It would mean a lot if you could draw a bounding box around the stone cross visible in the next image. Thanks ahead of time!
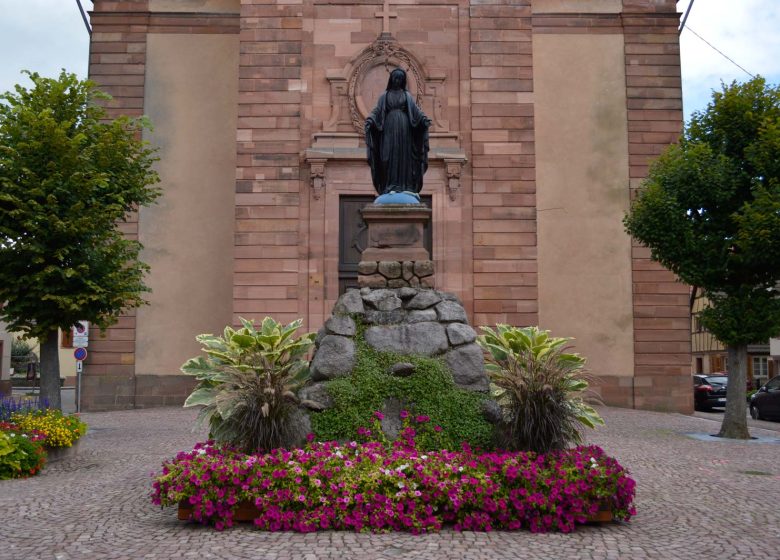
[375,0,397,35]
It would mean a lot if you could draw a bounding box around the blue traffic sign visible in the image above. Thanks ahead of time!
[74,347,88,361]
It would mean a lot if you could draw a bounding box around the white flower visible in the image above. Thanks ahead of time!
[397,464,409,472]
[458,466,464,472]
[420,455,428,460]
[397,482,405,489]
[196,448,206,455]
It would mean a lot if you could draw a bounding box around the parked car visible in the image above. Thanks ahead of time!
[693,374,728,411]
[749,376,780,421]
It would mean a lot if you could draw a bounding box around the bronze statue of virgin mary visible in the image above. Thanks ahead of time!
[365,68,431,199]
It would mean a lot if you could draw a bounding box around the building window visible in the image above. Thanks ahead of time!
[693,315,703,333]
[753,356,769,385]
[61,328,73,348]
[695,357,703,373]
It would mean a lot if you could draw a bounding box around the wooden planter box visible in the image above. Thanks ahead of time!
[587,508,613,523]
[177,500,614,525]
[178,500,259,522]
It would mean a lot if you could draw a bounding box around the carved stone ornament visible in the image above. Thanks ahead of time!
[309,160,326,200]
[445,159,463,201]
[347,34,426,135]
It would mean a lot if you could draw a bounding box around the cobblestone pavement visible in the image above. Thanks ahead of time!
[2,407,779,560]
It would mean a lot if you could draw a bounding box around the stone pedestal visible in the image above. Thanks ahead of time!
[358,204,434,289]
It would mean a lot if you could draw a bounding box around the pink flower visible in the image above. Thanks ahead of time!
[374,411,385,420]
[415,415,430,424]
[434,425,443,432]
[400,410,409,419]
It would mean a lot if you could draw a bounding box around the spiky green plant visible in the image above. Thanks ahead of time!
[182,317,315,452]
[477,325,603,453]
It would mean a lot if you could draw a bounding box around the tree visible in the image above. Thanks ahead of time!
[0,71,159,409]
[624,77,780,439]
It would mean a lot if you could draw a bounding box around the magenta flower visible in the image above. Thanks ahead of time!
[374,411,385,420]
[399,410,409,419]
[415,415,430,424]
[153,436,635,534]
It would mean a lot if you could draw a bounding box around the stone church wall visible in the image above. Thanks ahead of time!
[83,0,690,413]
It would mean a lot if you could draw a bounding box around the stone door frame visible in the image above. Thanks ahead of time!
[303,158,473,331]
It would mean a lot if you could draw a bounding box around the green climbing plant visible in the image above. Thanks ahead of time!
[310,321,494,450]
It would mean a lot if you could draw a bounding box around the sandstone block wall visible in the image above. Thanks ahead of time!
[83,0,690,413]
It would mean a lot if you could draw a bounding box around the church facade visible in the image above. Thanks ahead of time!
[82,0,691,412]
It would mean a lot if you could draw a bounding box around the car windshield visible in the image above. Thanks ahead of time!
[705,376,728,386]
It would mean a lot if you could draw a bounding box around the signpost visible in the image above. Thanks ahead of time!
[73,333,88,413]
[72,321,89,348]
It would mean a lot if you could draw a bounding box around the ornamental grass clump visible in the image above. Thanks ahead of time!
[182,317,315,453]
[477,325,603,454]
[152,413,636,533]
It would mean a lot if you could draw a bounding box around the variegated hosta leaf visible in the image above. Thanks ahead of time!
[183,386,218,408]
[230,333,255,348]
[180,316,315,449]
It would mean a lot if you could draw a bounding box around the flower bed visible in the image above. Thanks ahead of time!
[0,405,88,479]
[153,423,635,533]
[10,408,87,448]
[0,429,47,479]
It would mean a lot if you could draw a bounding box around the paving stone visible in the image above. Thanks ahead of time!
[2,406,779,559]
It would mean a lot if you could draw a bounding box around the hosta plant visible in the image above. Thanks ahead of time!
[477,325,603,453]
[0,430,47,479]
[182,317,315,453]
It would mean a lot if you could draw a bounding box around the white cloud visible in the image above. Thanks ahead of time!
[0,0,90,95]
[0,1,777,123]
[678,0,780,118]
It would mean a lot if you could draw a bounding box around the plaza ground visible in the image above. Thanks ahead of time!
[1,406,779,559]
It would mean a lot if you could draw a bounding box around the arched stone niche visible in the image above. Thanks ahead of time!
[308,33,465,201]
[323,34,450,136]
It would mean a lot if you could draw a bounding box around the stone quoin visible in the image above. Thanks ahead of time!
[80,0,689,413]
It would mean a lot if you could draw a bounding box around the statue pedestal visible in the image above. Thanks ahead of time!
[358,204,434,289]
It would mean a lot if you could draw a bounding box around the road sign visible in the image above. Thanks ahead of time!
[72,321,89,348]
[74,347,88,361]
[76,361,83,373]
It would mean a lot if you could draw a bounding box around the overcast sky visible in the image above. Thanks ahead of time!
[0,0,778,122]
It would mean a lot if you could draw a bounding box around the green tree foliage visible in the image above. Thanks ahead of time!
[624,77,780,438]
[0,71,160,408]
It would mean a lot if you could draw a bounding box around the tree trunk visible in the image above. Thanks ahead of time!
[39,330,62,410]
[718,344,750,439]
